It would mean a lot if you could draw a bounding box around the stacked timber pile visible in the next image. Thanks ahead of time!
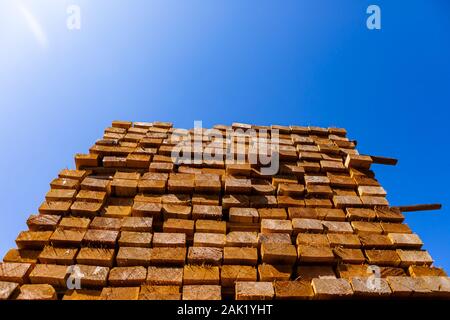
[0,120,448,300]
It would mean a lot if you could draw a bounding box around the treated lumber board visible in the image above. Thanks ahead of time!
[70,201,103,218]
[386,276,431,297]
[408,266,447,277]
[223,247,258,265]
[221,265,257,287]
[195,220,226,234]
[121,217,153,232]
[119,231,152,248]
[139,285,181,300]
[274,280,314,300]
[261,243,297,265]
[100,287,140,300]
[358,233,392,249]
[149,248,187,266]
[365,250,401,266]
[351,221,383,234]
[297,245,335,264]
[82,229,119,247]
[258,263,292,281]
[229,207,259,223]
[387,233,423,249]
[0,262,33,284]
[108,266,147,286]
[261,219,293,234]
[26,214,61,231]
[327,233,361,248]
[2,249,40,264]
[90,217,122,230]
[76,190,107,203]
[392,203,442,212]
[58,169,89,181]
[396,249,433,267]
[76,248,115,268]
[183,265,220,285]
[132,202,162,217]
[138,179,166,194]
[50,177,80,190]
[292,218,323,234]
[192,194,220,206]
[350,277,392,297]
[258,208,287,220]
[332,247,365,264]
[187,247,222,265]
[116,247,152,267]
[38,246,78,265]
[29,264,69,287]
[193,233,226,248]
[296,266,336,280]
[163,219,195,237]
[182,285,221,300]
[63,289,103,300]
[191,205,222,220]
[153,233,186,248]
[75,264,109,287]
[146,267,183,286]
[45,189,77,202]
[311,278,353,299]
[369,155,398,166]
[59,217,91,230]
[103,204,132,218]
[322,221,353,234]
[16,230,52,249]
[226,232,258,247]
[380,222,412,234]
[297,233,329,247]
[335,264,371,280]
[16,284,57,300]
[317,208,347,221]
[235,281,274,300]
[0,281,19,300]
[39,201,72,215]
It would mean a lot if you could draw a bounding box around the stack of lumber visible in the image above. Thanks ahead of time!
[0,120,448,300]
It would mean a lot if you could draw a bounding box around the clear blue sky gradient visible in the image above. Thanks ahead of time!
[0,0,449,270]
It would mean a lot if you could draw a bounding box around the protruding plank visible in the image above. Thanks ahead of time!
[392,204,442,212]
[369,155,398,166]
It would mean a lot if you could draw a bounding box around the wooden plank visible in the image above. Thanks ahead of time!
[183,265,220,285]
[146,267,183,286]
[311,278,353,299]
[16,284,57,300]
[108,267,147,286]
[258,264,291,281]
[369,155,398,166]
[393,203,442,212]
[235,282,274,300]
[182,285,221,300]
[100,287,140,300]
[274,281,314,300]
[0,263,33,284]
[139,285,181,300]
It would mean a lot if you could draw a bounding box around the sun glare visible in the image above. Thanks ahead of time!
[17,2,48,48]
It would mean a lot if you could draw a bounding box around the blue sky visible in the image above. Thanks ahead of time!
[0,0,449,270]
